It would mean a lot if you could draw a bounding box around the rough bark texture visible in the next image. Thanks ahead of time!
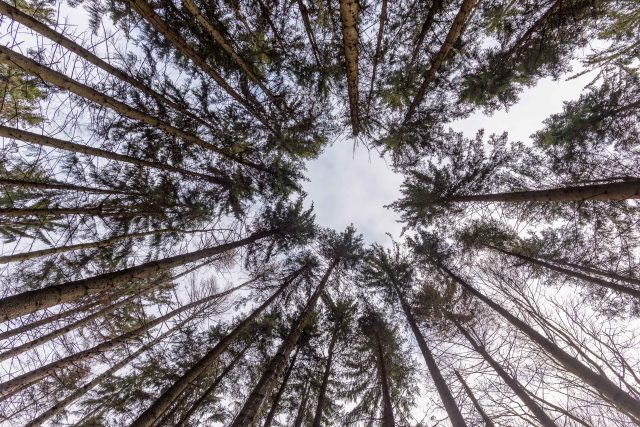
[338,0,360,135]
[448,180,640,203]
[453,370,494,427]
[263,347,300,427]
[454,322,558,427]
[131,266,308,427]
[0,229,275,321]
[311,327,338,427]
[374,330,395,427]
[229,261,337,427]
[404,0,476,124]
[438,263,640,421]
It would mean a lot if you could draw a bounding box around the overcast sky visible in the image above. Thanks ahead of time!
[303,65,599,245]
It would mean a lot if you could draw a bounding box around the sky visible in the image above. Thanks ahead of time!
[303,64,599,245]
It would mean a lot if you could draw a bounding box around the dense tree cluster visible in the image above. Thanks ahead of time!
[1,0,639,425]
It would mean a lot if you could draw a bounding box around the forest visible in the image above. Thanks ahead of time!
[0,0,639,425]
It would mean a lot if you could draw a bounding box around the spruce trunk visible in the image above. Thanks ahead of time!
[311,327,338,427]
[292,380,311,427]
[0,178,125,195]
[374,329,395,427]
[263,347,300,427]
[338,0,360,135]
[453,370,494,427]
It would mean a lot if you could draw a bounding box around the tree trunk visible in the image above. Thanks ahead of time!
[229,260,337,427]
[292,380,311,427]
[311,326,338,427]
[338,0,360,135]
[0,228,276,322]
[503,0,563,58]
[488,245,640,300]
[437,262,640,421]
[0,0,217,131]
[404,0,476,124]
[0,178,126,195]
[537,254,640,288]
[391,282,467,427]
[453,321,558,427]
[131,265,309,427]
[0,282,243,399]
[447,180,640,203]
[296,0,322,67]
[453,370,494,427]
[176,340,253,427]
[366,0,387,112]
[0,125,229,185]
[0,206,142,217]
[408,0,442,68]
[374,329,395,427]
[263,346,300,427]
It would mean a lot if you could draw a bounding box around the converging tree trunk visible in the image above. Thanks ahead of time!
[338,0,360,135]
[453,370,494,427]
[373,328,395,427]
[366,0,387,112]
[0,178,126,195]
[296,0,322,67]
[263,346,301,427]
[311,326,339,427]
[292,380,311,427]
[408,0,442,68]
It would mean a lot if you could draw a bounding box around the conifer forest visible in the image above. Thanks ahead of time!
[1,0,640,424]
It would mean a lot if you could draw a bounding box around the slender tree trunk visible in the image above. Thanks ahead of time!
[229,260,338,427]
[0,228,276,321]
[537,254,640,288]
[0,178,126,195]
[488,245,640,300]
[503,0,563,58]
[453,370,494,427]
[296,0,323,67]
[408,0,442,68]
[0,283,243,399]
[263,347,300,427]
[391,282,467,427]
[447,180,640,203]
[131,265,309,427]
[374,330,395,427]
[176,340,253,427]
[0,206,143,217]
[0,0,217,131]
[338,0,360,135]
[311,326,338,427]
[0,126,229,185]
[453,321,558,427]
[404,0,476,124]
[437,262,640,421]
[292,380,311,427]
[366,0,387,112]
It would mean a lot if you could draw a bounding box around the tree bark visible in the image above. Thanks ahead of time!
[453,321,558,427]
[537,255,640,288]
[408,0,442,68]
[292,380,311,427]
[0,126,229,185]
[373,329,395,427]
[229,260,337,427]
[503,0,563,58]
[488,245,640,300]
[404,0,476,124]
[338,0,360,135]
[391,281,467,427]
[437,262,640,421]
[453,370,494,427]
[366,0,387,112]
[447,180,640,203]
[311,326,338,427]
[0,228,276,322]
[0,177,126,195]
[131,265,309,427]
[263,347,300,427]
[296,0,323,67]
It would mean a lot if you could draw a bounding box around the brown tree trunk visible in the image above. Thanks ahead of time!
[366,0,387,112]
[311,326,338,427]
[292,380,311,427]
[263,347,300,427]
[296,0,323,67]
[131,265,309,427]
[447,180,640,203]
[454,321,557,426]
[488,245,640,300]
[408,0,442,68]
[0,178,125,195]
[437,262,640,421]
[0,228,276,322]
[404,0,476,124]
[453,370,494,427]
[0,126,229,185]
[229,261,337,427]
[391,282,467,427]
[338,0,360,135]
[374,329,395,427]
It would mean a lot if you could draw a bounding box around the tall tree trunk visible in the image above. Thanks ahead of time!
[176,340,253,427]
[453,370,494,427]
[296,0,323,67]
[131,265,309,427]
[0,0,217,131]
[436,262,640,421]
[503,0,563,58]
[453,321,558,427]
[0,206,147,218]
[229,260,338,427]
[0,228,276,321]
[373,329,395,427]
[0,126,229,185]
[365,0,387,112]
[408,0,442,68]
[292,380,311,427]
[487,245,640,300]
[404,0,476,124]
[263,346,300,427]
[0,282,244,399]
[391,282,467,427]
[311,326,338,427]
[447,180,640,203]
[338,0,360,135]
[536,254,640,288]
[0,178,126,195]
